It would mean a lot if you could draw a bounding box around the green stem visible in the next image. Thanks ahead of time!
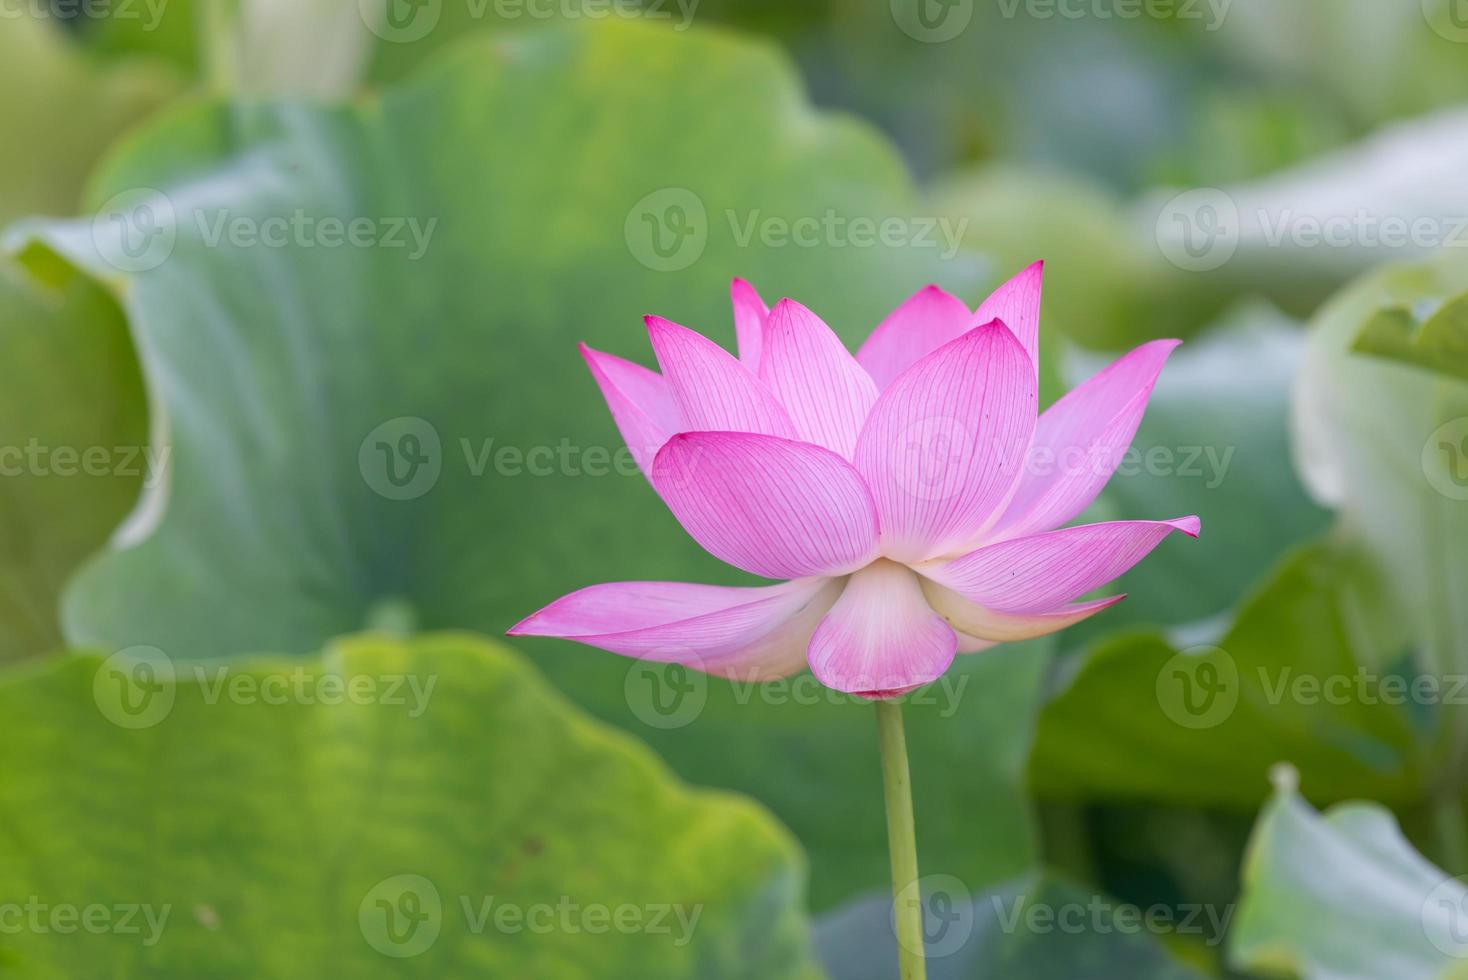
[876,699,926,980]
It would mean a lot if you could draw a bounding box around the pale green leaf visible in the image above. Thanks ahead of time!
[1231,770,1468,980]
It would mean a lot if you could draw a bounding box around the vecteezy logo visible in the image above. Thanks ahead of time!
[893,416,972,503]
[359,417,442,500]
[624,655,707,730]
[1156,645,1238,729]
[624,188,708,272]
[93,646,176,729]
[1423,0,1468,42]
[359,0,442,42]
[890,0,973,42]
[893,874,973,959]
[1423,418,1468,501]
[1422,875,1468,958]
[92,188,177,273]
[359,874,443,958]
[1154,188,1240,272]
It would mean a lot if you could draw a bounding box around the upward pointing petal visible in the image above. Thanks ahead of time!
[856,284,972,390]
[991,338,1179,540]
[759,299,878,459]
[972,260,1044,378]
[646,315,796,438]
[853,320,1038,562]
[580,343,680,480]
[651,431,880,579]
[731,278,770,371]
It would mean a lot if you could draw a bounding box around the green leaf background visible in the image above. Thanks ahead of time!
[0,635,823,978]
[4,7,1468,978]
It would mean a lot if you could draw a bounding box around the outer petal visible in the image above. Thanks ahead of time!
[853,320,1038,562]
[993,339,1180,540]
[652,431,880,579]
[972,260,1043,377]
[955,631,996,655]
[808,560,956,697]
[646,315,795,437]
[920,583,1125,643]
[919,517,1200,613]
[855,284,972,390]
[731,278,769,371]
[758,299,878,458]
[509,577,842,681]
[579,343,681,479]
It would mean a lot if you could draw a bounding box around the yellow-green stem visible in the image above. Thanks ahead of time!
[876,699,926,980]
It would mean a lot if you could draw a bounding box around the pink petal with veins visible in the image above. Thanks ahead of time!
[992,339,1180,541]
[652,431,880,579]
[921,517,1199,612]
[853,320,1037,562]
[646,315,795,437]
[921,582,1127,643]
[579,343,680,479]
[759,299,878,459]
[510,577,842,681]
[731,278,770,371]
[972,260,1043,377]
[856,284,972,390]
[808,560,956,697]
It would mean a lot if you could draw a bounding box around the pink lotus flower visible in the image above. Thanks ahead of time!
[511,263,1199,698]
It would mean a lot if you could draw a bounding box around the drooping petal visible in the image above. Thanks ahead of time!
[855,284,972,390]
[579,343,681,479]
[972,260,1043,377]
[920,581,1125,642]
[509,577,842,681]
[758,299,878,458]
[919,517,1200,612]
[853,320,1038,562]
[992,339,1180,540]
[652,431,880,579]
[731,278,769,371]
[808,560,956,697]
[646,315,795,437]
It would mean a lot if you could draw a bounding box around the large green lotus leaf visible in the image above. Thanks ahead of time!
[0,261,147,662]
[1030,533,1422,810]
[596,642,1049,910]
[814,874,1205,980]
[12,21,1025,909]
[1231,771,1468,980]
[1294,256,1468,691]
[23,19,980,658]
[1063,306,1332,643]
[0,634,823,978]
[0,15,179,227]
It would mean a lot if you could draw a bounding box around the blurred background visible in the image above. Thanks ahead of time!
[2,1,1467,977]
